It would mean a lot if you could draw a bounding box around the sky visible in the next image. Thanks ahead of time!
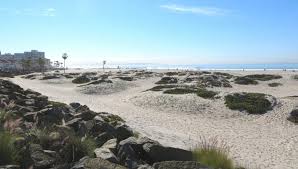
[0,0,298,66]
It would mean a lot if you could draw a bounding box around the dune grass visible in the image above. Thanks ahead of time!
[244,74,282,81]
[234,77,258,85]
[163,88,196,94]
[0,131,18,165]
[192,137,235,169]
[225,93,272,114]
[148,85,178,91]
[268,82,282,87]
[197,88,218,99]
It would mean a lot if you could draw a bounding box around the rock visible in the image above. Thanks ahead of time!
[288,107,298,124]
[153,161,209,169]
[101,138,117,153]
[117,137,141,168]
[0,165,20,169]
[71,157,126,169]
[137,164,154,169]
[26,144,56,169]
[41,75,60,80]
[114,124,134,141]
[37,108,65,127]
[94,148,119,164]
[70,102,81,109]
[95,132,115,147]
[143,144,193,163]
[65,118,82,131]
[117,76,134,81]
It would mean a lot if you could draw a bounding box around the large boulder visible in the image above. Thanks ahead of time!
[24,144,56,169]
[143,143,193,163]
[94,139,119,163]
[288,107,298,124]
[153,161,209,169]
[71,157,126,169]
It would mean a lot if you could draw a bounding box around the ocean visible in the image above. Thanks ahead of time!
[69,63,298,71]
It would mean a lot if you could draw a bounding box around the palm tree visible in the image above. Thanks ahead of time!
[62,53,68,74]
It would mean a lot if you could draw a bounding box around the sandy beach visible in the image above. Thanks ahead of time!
[9,69,298,169]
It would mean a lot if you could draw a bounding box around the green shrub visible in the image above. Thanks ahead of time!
[72,76,91,84]
[197,88,218,99]
[148,85,178,91]
[234,77,258,85]
[103,114,125,126]
[0,131,17,165]
[156,77,178,84]
[244,74,282,81]
[213,72,233,79]
[192,137,234,169]
[62,135,96,162]
[293,75,298,80]
[225,93,272,114]
[48,101,67,108]
[163,88,196,94]
[268,83,282,87]
[165,72,179,76]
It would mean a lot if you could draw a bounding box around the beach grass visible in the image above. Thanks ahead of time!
[225,93,272,114]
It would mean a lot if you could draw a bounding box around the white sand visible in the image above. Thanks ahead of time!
[10,70,298,169]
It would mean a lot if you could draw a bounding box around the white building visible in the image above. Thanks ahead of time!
[0,50,51,71]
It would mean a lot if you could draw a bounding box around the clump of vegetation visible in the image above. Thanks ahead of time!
[292,75,298,80]
[72,76,91,84]
[102,114,125,126]
[165,72,179,76]
[156,77,178,84]
[163,88,196,94]
[268,83,282,87]
[244,74,282,81]
[192,137,235,169]
[225,93,272,114]
[213,72,233,79]
[62,135,96,162]
[117,76,134,81]
[0,131,18,165]
[48,101,68,108]
[40,75,60,80]
[148,85,178,91]
[234,77,258,85]
[197,88,218,99]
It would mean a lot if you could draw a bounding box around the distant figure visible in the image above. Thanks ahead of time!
[243,69,245,71]
[264,68,266,71]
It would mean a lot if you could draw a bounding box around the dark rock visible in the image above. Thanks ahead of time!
[95,132,115,147]
[71,157,126,169]
[41,75,60,80]
[26,144,56,169]
[288,107,298,124]
[69,102,81,109]
[117,76,134,81]
[65,118,82,131]
[153,161,209,169]
[115,124,134,141]
[143,144,193,163]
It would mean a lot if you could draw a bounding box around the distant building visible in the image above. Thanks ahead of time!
[0,50,51,71]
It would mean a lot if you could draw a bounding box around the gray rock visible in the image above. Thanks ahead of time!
[288,107,298,124]
[95,132,115,147]
[0,165,20,169]
[153,161,209,169]
[27,144,56,169]
[94,148,119,164]
[71,157,126,169]
[143,143,193,163]
[115,124,133,141]
[69,102,81,109]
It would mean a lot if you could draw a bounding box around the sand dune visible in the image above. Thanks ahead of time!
[10,70,298,169]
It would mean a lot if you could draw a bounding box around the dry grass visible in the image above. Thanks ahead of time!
[192,136,235,169]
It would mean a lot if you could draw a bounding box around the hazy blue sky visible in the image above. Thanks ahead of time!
[1,0,298,66]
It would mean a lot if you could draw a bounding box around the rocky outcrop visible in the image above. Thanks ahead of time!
[0,79,208,169]
[152,161,209,169]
